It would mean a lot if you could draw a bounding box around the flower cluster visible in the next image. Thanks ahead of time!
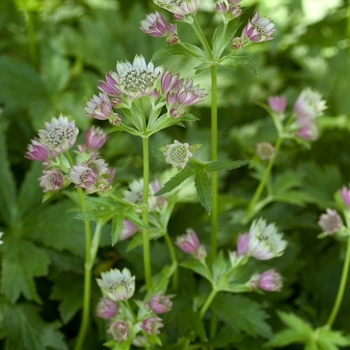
[26,117,113,194]
[96,268,172,346]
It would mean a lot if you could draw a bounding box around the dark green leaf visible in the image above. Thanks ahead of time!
[195,172,212,212]
[211,294,273,338]
[219,55,258,76]
[152,43,208,61]
[206,159,250,172]
[179,260,213,282]
[75,208,113,221]
[124,209,149,230]
[111,214,124,245]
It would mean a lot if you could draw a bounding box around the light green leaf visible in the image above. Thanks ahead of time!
[75,208,113,221]
[124,209,149,230]
[206,159,250,172]
[152,43,208,61]
[111,214,124,246]
[211,294,273,339]
[219,55,258,76]
[0,300,67,350]
[179,260,213,282]
[1,236,50,303]
[146,263,177,299]
[195,172,211,213]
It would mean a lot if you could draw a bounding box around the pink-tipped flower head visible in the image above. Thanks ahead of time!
[248,218,287,260]
[141,317,163,335]
[84,92,114,121]
[294,88,327,120]
[236,233,249,257]
[242,12,275,43]
[160,70,182,95]
[340,186,350,209]
[258,269,283,292]
[175,228,200,254]
[84,126,108,151]
[256,142,276,161]
[164,140,193,169]
[318,209,343,235]
[39,169,63,192]
[140,12,168,37]
[96,268,135,302]
[69,164,98,188]
[25,138,53,163]
[149,292,173,314]
[38,116,78,154]
[96,297,118,319]
[110,55,162,99]
[98,73,120,96]
[153,0,203,17]
[268,96,287,114]
[108,321,130,342]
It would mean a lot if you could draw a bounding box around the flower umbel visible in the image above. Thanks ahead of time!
[164,140,193,169]
[96,268,135,301]
[247,218,287,260]
[318,209,343,235]
[242,12,275,43]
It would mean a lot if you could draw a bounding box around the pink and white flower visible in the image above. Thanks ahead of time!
[84,92,114,121]
[318,209,343,235]
[39,169,63,192]
[242,12,275,43]
[96,297,118,319]
[153,0,203,17]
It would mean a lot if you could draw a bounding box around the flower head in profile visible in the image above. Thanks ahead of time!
[96,268,135,301]
[141,317,164,335]
[340,186,350,208]
[268,96,287,114]
[96,297,118,319]
[110,55,162,99]
[149,292,173,314]
[164,140,193,169]
[318,209,343,235]
[250,269,283,292]
[153,0,203,17]
[108,321,130,342]
[38,116,78,154]
[84,92,115,121]
[25,138,53,163]
[39,169,64,192]
[98,73,120,97]
[140,12,168,37]
[242,12,275,43]
[175,228,207,259]
[84,126,108,151]
[247,218,287,260]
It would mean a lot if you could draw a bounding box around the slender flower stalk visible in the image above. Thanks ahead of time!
[164,231,179,289]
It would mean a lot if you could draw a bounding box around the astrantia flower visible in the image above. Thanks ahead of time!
[294,88,327,120]
[98,73,120,96]
[96,268,135,301]
[258,269,283,292]
[298,121,319,141]
[38,116,78,153]
[25,138,53,163]
[110,55,162,99]
[242,12,275,43]
[256,142,276,161]
[160,70,182,95]
[140,12,168,37]
[268,96,287,114]
[39,169,63,192]
[108,321,130,342]
[84,126,108,150]
[69,165,98,188]
[96,297,118,319]
[318,209,343,235]
[248,218,287,260]
[175,228,207,259]
[84,92,114,121]
[236,233,249,257]
[340,186,350,208]
[164,140,193,169]
[153,0,203,17]
[231,37,244,50]
[141,317,163,335]
[149,292,173,314]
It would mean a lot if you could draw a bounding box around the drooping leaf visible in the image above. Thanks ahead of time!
[152,43,208,62]
[195,171,212,212]
[0,300,67,350]
[219,55,258,76]
[211,294,273,339]
[1,235,50,303]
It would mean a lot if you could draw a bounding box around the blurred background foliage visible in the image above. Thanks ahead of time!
[0,0,350,348]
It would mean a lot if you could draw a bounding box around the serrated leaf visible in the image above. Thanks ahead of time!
[146,263,177,299]
[212,20,241,58]
[156,166,196,195]
[219,55,258,76]
[124,209,148,230]
[0,134,17,225]
[195,172,212,212]
[50,272,84,324]
[211,294,273,339]
[75,208,113,221]
[111,214,124,245]
[152,43,208,61]
[1,235,50,303]
[0,300,67,350]
[179,260,213,282]
[206,159,250,172]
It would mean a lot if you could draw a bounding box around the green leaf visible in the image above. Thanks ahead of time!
[0,300,67,350]
[124,208,149,230]
[75,208,113,221]
[50,272,84,324]
[146,263,177,299]
[219,55,258,76]
[206,159,250,172]
[211,294,273,339]
[195,172,212,212]
[0,134,17,225]
[152,43,208,61]
[111,214,124,246]
[179,260,213,282]
[1,235,50,303]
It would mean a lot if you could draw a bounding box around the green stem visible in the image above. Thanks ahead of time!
[244,137,283,223]
[210,65,218,265]
[164,231,179,290]
[199,288,218,319]
[23,10,37,67]
[190,14,214,60]
[74,188,92,350]
[326,217,350,327]
[140,99,152,291]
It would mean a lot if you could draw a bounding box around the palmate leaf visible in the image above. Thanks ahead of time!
[152,43,208,62]
[211,294,272,339]
[1,235,50,303]
[0,300,67,350]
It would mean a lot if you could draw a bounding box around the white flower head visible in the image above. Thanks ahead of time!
[96,268,135,301]
[111,55,162,99]
[153,0,203,17]
[164,140,193,169]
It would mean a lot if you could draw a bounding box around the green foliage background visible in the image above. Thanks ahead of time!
[0,0,350,348]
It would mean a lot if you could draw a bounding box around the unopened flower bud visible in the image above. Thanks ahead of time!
[96,297,118,319]
[256,142,276,161]
[268,96,287,114]
[258,269,283,292]
[340,186,350,208]
[149,292,173,314]
[141,317,163,335]
[231,37,244,50]
[107,321,129,342]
